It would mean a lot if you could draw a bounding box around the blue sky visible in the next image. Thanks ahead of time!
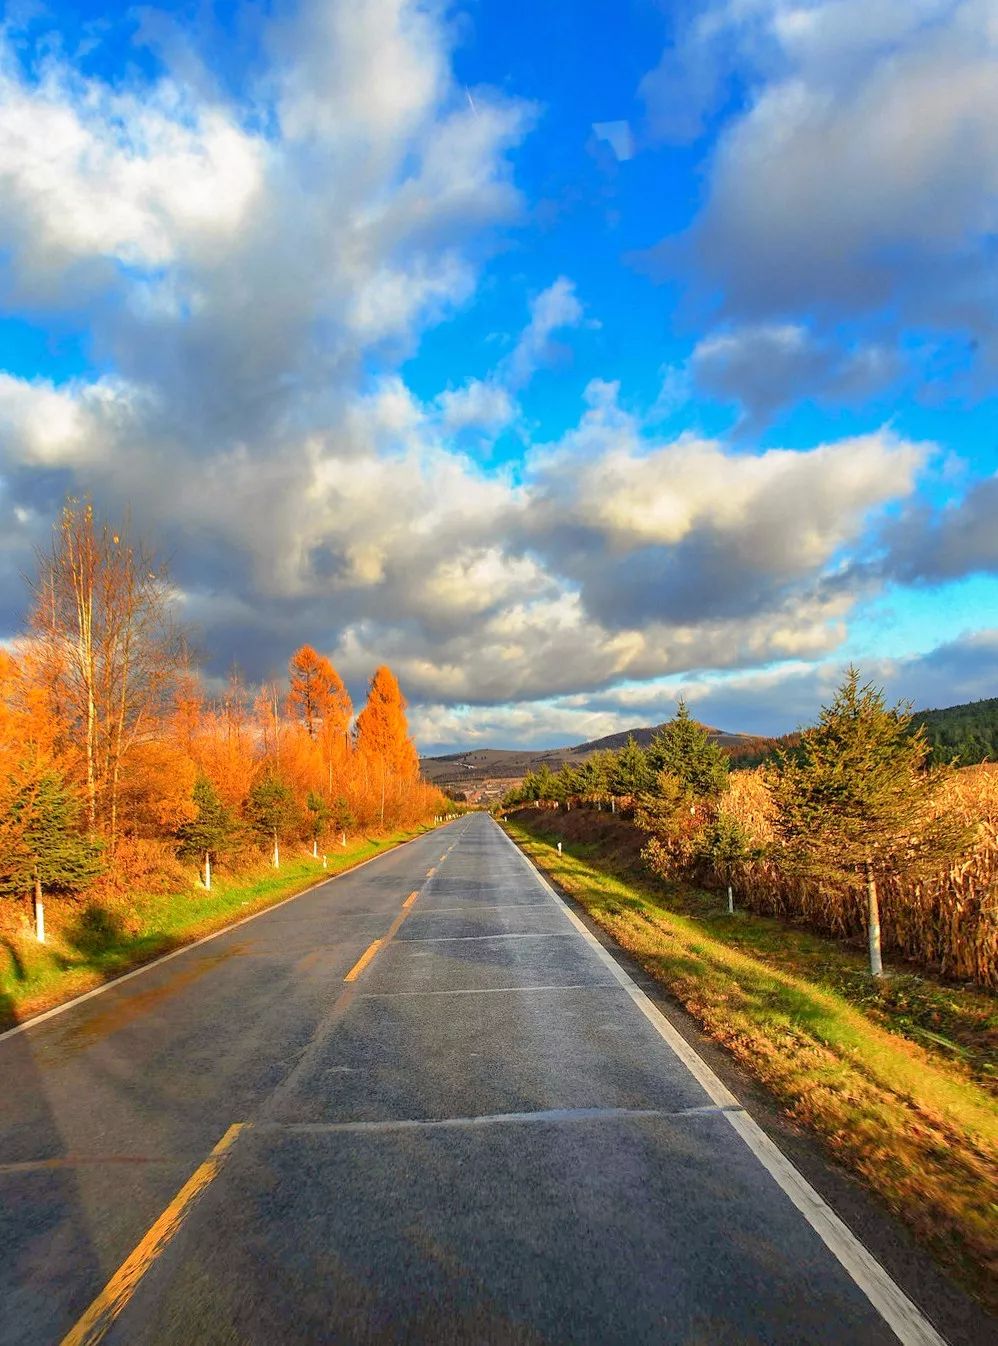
[0,0,996,751]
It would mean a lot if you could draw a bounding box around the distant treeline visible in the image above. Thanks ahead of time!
[720,698,998,769]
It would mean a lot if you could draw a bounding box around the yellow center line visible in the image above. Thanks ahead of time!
[60,1123,249,1346]
[426,867,436,878]
[344,939,383,982]
[403,891,419,909]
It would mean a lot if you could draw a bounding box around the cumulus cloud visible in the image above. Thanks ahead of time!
[436,379,516,436]
[502,277,584,389]
[690,323,901,424]
[415,627,998,751]
[526,380,925,627]
[639,0,998,377]
[876,475,998,585]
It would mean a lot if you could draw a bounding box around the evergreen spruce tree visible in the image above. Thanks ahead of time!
[247,775,300,868]
[768,667,969,976]
[647,700,729,798]
[306,790,332,855]
[555,762,581,805]
[332,796,355,837]
[176,776,232,888]
[0,763,102,940]
[610,736,654,797]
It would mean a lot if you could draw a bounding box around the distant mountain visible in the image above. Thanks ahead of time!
[420,722,774,789]
[421,695,997,792]
[573,723,766,754]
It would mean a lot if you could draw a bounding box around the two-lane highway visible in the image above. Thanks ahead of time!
[0,814,944,1344]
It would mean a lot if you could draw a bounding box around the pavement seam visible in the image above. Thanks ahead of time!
[243,1104,747,1136]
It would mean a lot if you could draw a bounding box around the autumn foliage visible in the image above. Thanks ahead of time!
[0,501,448,920]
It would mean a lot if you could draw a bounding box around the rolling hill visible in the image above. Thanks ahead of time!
[421,696,998,794]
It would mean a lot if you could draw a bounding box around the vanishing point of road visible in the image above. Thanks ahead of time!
[0,814,949,1344]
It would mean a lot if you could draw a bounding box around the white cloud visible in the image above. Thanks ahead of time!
[690,323,900,423]
[640,1,998,369]
[0,47,265,291]
[503,276,584,389]
[436,379,516,435]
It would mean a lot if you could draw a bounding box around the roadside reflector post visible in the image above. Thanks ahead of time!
[33,880,45,943]
[557,841,562,855]
[204,852,211,891]
[323,854,327,870]
[341,831,347,848]
[727,885,734,915]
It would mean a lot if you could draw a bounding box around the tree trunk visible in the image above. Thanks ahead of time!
[34,875,46,944]
[865,859,883,977]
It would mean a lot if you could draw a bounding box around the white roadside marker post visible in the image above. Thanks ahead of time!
[727,884,734,915]
[341,831,347,848]
[557,842,562,855]
[323,854,327,870]
[33,879,45,943]
[204,852,211,891]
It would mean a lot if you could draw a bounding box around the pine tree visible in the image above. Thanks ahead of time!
[176,776,233,888]
[247,775,300,868]
[768,667,969,976]
[305,790,331,855]
[610,736,654,797]
[555,762,581,804]
[0,761,102,940]
[647,700,729,798]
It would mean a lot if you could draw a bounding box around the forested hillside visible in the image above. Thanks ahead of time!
[916,698,998,765]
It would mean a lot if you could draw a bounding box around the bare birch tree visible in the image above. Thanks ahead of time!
[28,499,180,850]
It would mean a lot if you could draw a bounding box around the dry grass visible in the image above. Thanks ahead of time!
[504,811,998,1311]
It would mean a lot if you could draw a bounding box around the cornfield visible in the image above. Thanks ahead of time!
[722,765,998,988]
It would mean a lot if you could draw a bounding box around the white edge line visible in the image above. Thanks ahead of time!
[0,821,460,1045]
[494,817,948,1346]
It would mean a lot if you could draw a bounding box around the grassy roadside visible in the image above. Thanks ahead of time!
[502,812,998,1311]
[0,825,436,1032]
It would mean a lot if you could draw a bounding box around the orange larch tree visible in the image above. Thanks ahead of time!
[287,646,353,799]
[354,665,420,826]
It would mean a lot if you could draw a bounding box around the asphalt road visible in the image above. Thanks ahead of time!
[0,813,945,1345]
